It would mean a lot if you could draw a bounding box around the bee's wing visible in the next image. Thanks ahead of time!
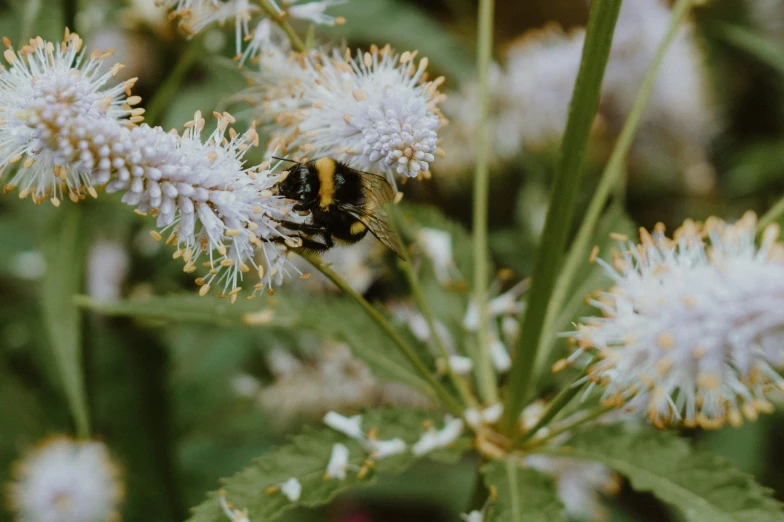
[341,172,407,260]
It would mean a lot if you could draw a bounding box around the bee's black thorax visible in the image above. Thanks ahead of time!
[276,158,369,245]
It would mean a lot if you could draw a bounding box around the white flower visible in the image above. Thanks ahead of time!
[237,18,286,66]
[286,0,346,25]
[489,337,512,373]
[323,411,365,440]
[325,443,350,480]
[219,491,249,522]
[412,415,464,455]
[449,355,474,375]
[160,0,259,55]
[368,437,407,459]
[280,477,302,501]
[463,279,528,331]
[253,45,446,180]
[465,404,504,429]
[461,511,484,522]
[0,32,140,205]
[99,112,296,297]
[417,227,455,285]
[564,212,784,428]
[524,455,619,521]
[9,437,123,522]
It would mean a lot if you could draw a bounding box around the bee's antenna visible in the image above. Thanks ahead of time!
[271,156,299,164]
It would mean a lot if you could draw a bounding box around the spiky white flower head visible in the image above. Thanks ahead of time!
[524,455,619,521]
[563,212,784,429]
[253,44,446,181]
[9,436,123,522]
[605,0,716,193]
[324,443,350,480]
[0,31,141,205]
[97,111,298,298]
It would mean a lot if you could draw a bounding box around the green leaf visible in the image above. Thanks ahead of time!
[186,409,471,522]
[502,0,624,430]
[40,206,90,437]
[482,459,566,522]
[75,293,431,394]
[536,424,784,522]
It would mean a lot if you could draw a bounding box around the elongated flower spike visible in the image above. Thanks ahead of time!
[251,44,447,182]
[562,212,784,429]
[0,30,141,205]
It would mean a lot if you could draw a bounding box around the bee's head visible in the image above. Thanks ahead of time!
[274,163,316,203]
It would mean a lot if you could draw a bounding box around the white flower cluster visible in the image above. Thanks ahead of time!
[9,436,123,522]
[563,212,784,428]
[0,32,299,297]
[438,0,714,183]
[158,0,345,57]
[251,44,446,182]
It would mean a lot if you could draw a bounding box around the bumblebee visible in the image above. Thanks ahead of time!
[272,157,406,260]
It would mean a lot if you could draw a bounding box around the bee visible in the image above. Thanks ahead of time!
[271,157,406,260]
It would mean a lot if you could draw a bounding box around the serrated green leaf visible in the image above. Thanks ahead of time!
[75,293,431,394]
[40,206,89,437]
[481,459,566,522]
[186,409,471,522]
[535,424,784,522]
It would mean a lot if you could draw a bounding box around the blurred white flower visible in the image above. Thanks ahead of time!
[0,32,140,205]
[412,415,463,456]
[10,251,46,280]
[563,212,784,428]
[219,490,250,522]
[253,45,446,180]
[324,443,350,480]
[449,355,474,375]
[87,240,130,301]
[524,455,619,521]
[461,511,484,522]
[323,409,409,460]
[465,403,503,429]
[280,477,302,501]
[324,411,365,439]
[9,437,123,522]
[261,343,430,420]
[368,437,407,459]
[285,0,346,25]
[417,227,456,285]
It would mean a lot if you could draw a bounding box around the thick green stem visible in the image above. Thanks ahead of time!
[144,39,203,126]
[471,0,499,405]
[301,252,464,417]
[390,207,478,408]
[258,0,307,52]
[500,0,623,434]
[531,0,695,384]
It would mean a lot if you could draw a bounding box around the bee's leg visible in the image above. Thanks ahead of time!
[275,219,326,235]
[271,234,331,253]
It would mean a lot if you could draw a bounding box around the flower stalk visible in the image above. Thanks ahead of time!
[300,251,464,417]
[471,0,499,406]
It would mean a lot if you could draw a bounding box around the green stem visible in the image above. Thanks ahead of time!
[501,0,623,434]
[522,405,613,450]
[390,207,478,408]
[471,0,499,405]
[300,252,464,417]
[144,39,203,126]
[758,196,784,231]
[258,0,307,53]
[516,379,586,446]
[531,0,695,384]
